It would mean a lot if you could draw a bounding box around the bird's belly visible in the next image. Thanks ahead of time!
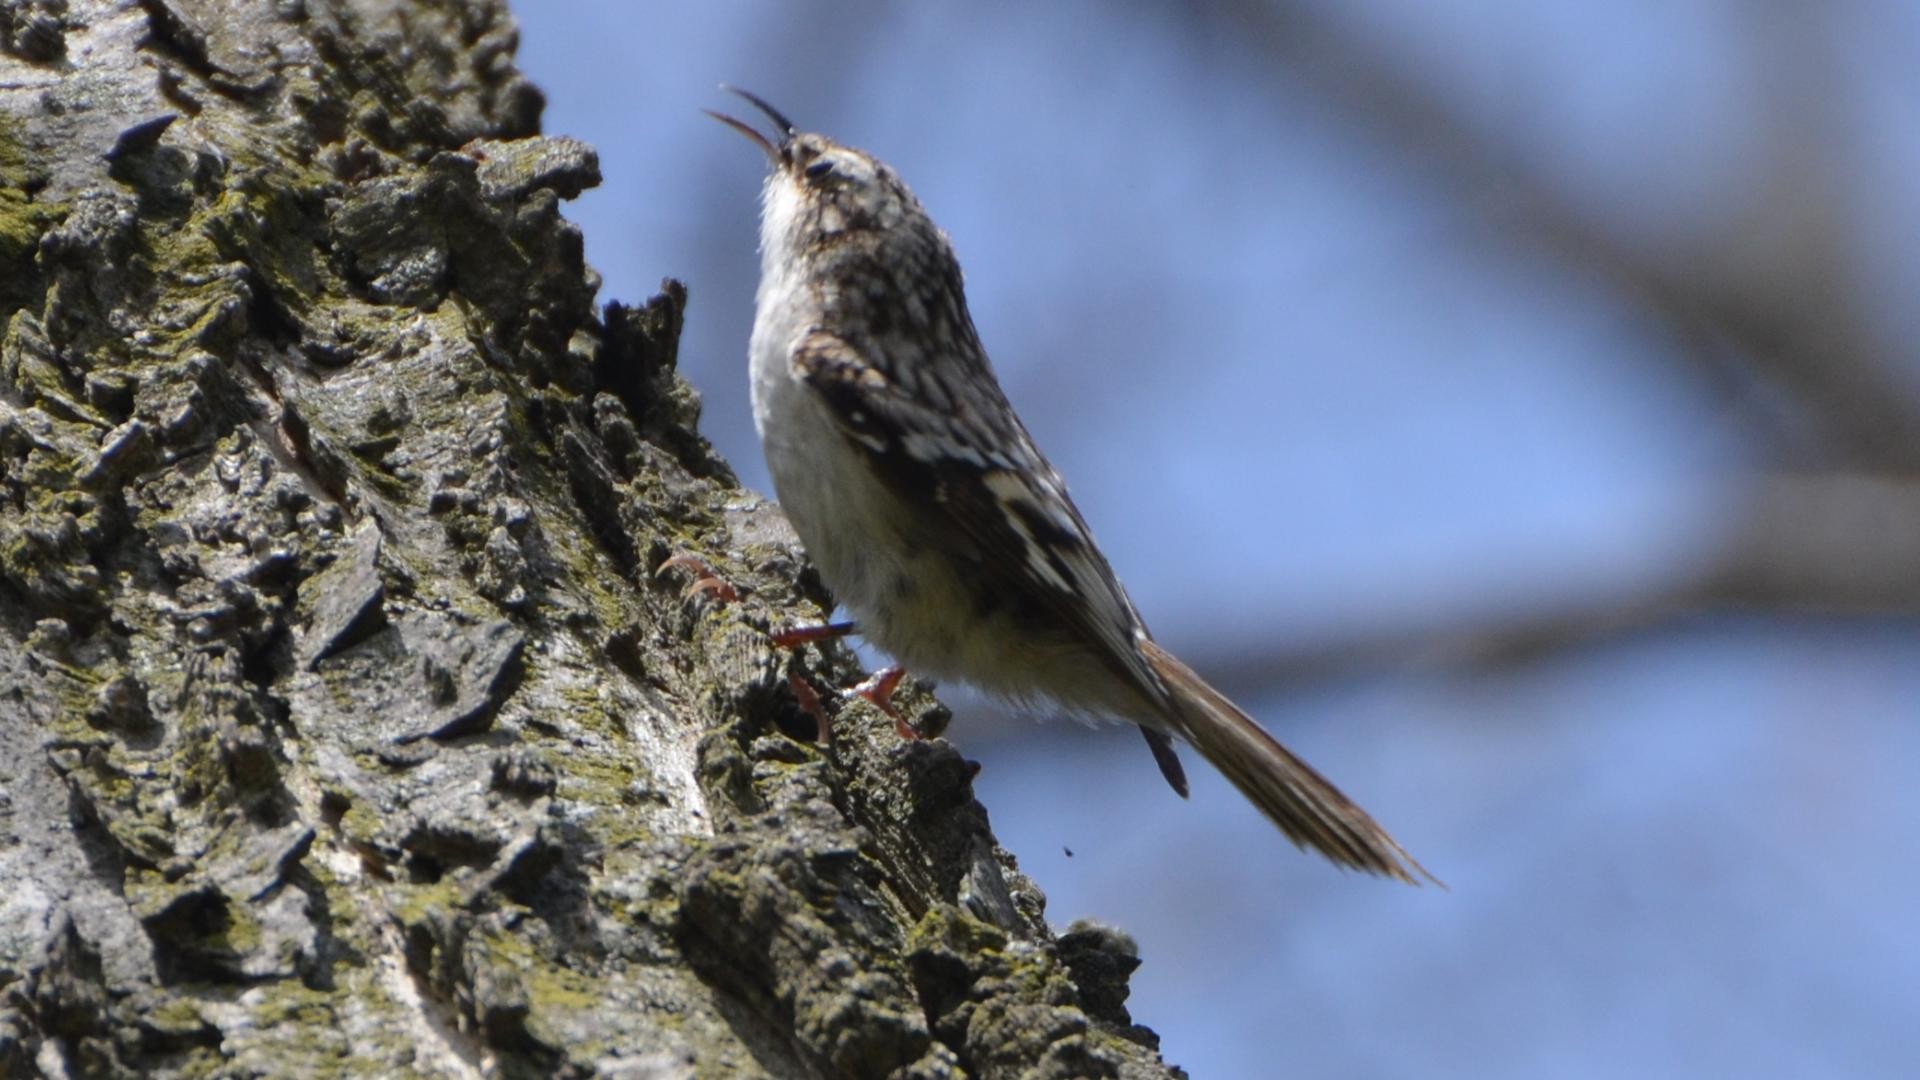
[754,379,1012,682]
[751,343,1155,722]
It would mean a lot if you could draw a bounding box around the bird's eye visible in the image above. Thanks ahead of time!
[804,159,834,179]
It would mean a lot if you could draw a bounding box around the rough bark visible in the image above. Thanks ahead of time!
[0,3,1180,1077]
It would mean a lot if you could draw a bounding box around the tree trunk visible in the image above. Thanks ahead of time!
[0,2,1181,1077]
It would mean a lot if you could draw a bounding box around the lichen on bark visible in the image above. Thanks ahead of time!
[0,3,1182,1077]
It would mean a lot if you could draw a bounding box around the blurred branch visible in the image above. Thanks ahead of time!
[1198,470,1920,691]
[1702,472,1920,611]
[1127,3,1920,690]
[1217,0,1920,470]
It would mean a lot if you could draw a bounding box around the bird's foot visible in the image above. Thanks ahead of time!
[655,553,740,602]
[846,665,917,739]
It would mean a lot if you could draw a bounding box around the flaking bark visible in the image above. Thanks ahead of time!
[0,2,1181,1077]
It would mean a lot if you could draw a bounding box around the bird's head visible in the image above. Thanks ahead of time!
[707,87,931,259]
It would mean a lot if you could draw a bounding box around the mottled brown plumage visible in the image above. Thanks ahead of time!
[713,88,1433,883]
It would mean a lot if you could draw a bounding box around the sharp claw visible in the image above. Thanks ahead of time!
[685,577,740,601]
[656,553,740,603]
[788,672,830,745]
[655,553,709,577]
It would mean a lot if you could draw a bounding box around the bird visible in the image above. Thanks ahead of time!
[708,87,1431,884]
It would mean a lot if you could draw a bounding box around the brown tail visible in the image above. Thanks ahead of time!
[1139,640,1438,885]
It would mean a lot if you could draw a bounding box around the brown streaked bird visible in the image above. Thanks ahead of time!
[709,87,1433,884]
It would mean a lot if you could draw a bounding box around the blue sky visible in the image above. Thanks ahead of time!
[517,6,1920,1076]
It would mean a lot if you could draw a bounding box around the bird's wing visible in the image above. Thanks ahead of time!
[789,328,1171,713]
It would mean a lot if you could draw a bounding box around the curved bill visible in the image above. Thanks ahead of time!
[704,109,780,163]
[719,84,796,136]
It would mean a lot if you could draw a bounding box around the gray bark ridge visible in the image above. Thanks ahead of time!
[0,3,1181,1077]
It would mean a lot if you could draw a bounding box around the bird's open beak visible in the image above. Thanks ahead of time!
[704,85,796,166]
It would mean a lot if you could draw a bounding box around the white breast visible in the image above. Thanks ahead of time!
[748,176,912,640]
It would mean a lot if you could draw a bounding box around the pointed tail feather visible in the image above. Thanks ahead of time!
[1139,640,1437,885]
[1139,726,1190,797]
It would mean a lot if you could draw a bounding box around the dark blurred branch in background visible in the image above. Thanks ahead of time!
[1165,1,1920,690]
[1199,469,1920,694]
[1708,473,1920,611]
[1219,0,1920,471]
